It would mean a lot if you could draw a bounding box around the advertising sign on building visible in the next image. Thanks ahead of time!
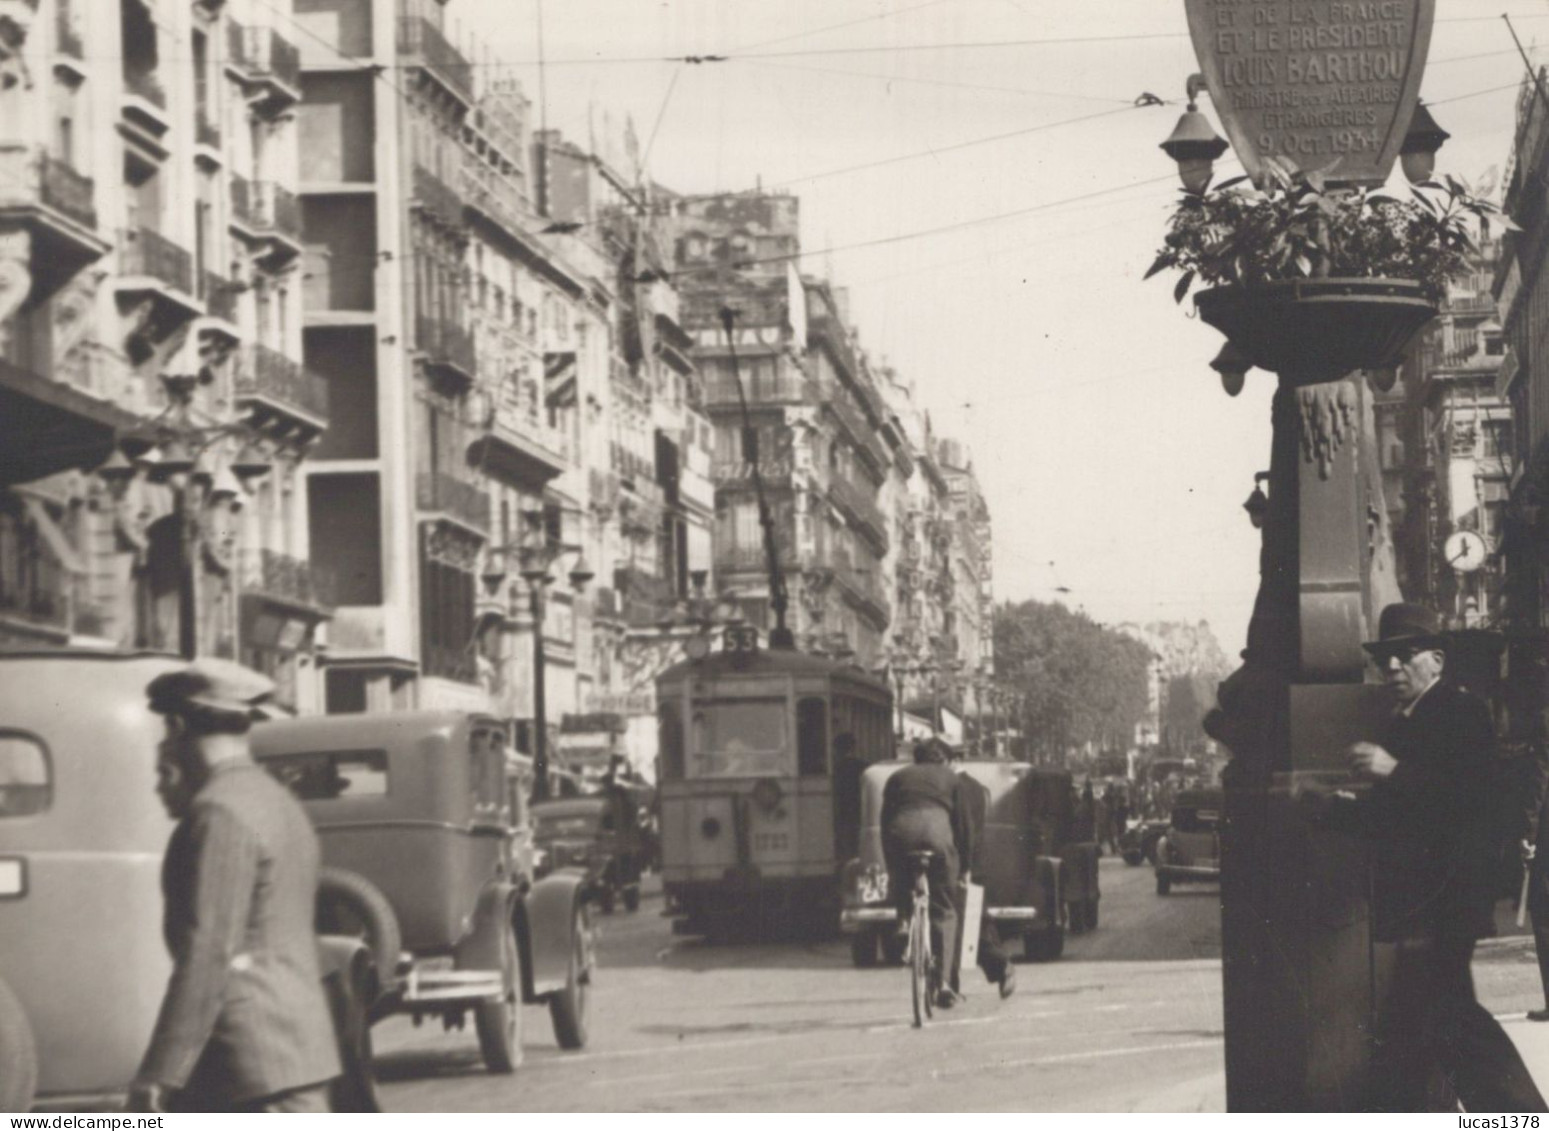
[1184,0,1434,186]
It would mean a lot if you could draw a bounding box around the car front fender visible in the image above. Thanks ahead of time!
[1032,856,1061,917]
[520,869,588,1000]
[1154,836,1170,867]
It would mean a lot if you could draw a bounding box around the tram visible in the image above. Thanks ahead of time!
[655,626,894,935]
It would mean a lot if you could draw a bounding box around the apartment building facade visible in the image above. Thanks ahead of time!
[1,0,327,707]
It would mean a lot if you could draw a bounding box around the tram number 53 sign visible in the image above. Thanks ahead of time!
[1183,0,1434,187]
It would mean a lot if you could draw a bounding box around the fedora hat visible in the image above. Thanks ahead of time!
[146,658,276,719]
[1362,602,1448,655]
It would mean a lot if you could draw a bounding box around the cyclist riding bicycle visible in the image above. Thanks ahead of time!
[882,738,976,1009]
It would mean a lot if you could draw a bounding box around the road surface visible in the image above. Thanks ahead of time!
[372,856,1545,1111]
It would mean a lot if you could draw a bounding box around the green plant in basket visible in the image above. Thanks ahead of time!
[1146,157,1507,306]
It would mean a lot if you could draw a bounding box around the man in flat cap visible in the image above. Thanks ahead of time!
[130,659,340,1113]
[1339,603,1545,1110]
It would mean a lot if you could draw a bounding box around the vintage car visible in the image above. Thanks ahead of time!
[1120,817,1169,866]
[531,790,645,913]
[840,760,1084,966]
[1154,788,1224,894]
[0,650,378,1113]
[251,712,595,1073]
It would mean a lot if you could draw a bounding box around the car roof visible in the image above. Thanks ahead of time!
[531,796,609,817]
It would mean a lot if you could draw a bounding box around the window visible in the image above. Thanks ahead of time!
[264,748,388,800]
[0,734,50,817]
[690,697,790,778]
[658,700,684,780]
[797,697,828,777]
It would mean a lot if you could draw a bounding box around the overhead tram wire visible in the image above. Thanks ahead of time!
[766,101,1162,190]
[739,58,1141,105]
[728,0,960,54]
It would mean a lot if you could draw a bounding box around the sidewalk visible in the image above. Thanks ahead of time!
[1139,1013,1549,1112]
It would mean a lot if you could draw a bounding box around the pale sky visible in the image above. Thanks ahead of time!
[449,0,1542,655]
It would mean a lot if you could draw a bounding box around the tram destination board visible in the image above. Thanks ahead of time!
[1184,0,1434,187]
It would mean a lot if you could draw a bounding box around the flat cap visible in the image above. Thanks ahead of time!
[146,658,276,718]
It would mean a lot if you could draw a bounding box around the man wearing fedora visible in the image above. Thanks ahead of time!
[1340,603,1546,1110]
[129,659,340,1113]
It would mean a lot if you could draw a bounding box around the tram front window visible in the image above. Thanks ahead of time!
[690,698,791,777]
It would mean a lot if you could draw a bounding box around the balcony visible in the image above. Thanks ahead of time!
[828,475,889,555]
[239,25,302,111]
[416,314,477,386]
[235,344,330,430]
[0,145,108,284]
[230,177,302,261]
[120,65,170,153]
[398,16,473,107]
[832,556,891,628]
[198,270,240,330]
[466,387,568,489]
[614,565,676,628]
[116,227,200,330]
[0,544,68,640]
[714,542,797,575]
[412,163,464,230]
[243,549,336,613]
[823,391,889,478]
[701,372,816,410]
[711,455,794,491]
[417,470,490,536]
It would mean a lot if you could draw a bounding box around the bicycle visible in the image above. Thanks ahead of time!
[904,850,940,1027]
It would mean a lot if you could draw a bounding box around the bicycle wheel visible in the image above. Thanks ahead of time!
[910,891,933,1027]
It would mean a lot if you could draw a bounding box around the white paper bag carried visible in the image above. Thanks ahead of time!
[959,880,985,973]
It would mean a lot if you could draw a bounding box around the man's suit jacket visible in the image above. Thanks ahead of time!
[1364,680,1498,943]
[138,761,341,1105]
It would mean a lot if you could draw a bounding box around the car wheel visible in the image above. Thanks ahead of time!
[317,867,402,992]
[1122,850,1144,866]
[0,977,37,1113]
[1067,900,1087,935]
[850,930,880,968]
[622,885,641,913]
[1023,925,1064,962]
[549,910,592,1050]
[1156,872,1171,895]
[475,922,523,1073]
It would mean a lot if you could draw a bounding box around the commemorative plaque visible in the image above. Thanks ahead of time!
[1184,0,1434,186]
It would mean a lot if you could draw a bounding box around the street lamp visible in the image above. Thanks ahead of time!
[1160,75,1229,194]
[1242,471,1270,529]
[512,508,590,801]
[96,373,271,659]
[1400,100,1450,186]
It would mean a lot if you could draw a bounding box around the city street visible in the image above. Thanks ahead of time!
[375,859,1223,1112]
[373,859,1549,1112]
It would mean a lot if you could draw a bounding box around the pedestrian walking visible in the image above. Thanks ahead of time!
[1319,603,1546,1111]
[1521,750,1549,1023]
[129,660,341,1113]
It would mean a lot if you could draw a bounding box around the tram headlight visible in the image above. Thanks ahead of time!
[701,816,722,839]
[751,778,782,814]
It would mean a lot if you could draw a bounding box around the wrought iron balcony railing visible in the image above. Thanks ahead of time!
[196,110,221,149]
[231,177,300,241]
[413,164,464,228]
[417,471,490,533]
[235,344,330,421]
[0,147,98,231]
[397,17,473,105]
[200,271,239,322]
[415,315,477,383]
[56,0,82,60]
[614,566,676,628]
[828,474,889,552]
[253,549,335,608]
[242,25,301,92]
[119,227,192,293]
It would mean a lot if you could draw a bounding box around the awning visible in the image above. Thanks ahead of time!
[544,351,577,409]
[0,360,140,486]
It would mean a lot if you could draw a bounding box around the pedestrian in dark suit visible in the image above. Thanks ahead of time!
[130,660,341,1114]
[1518,746,1549,1022]
[1336,604,1546,1112]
